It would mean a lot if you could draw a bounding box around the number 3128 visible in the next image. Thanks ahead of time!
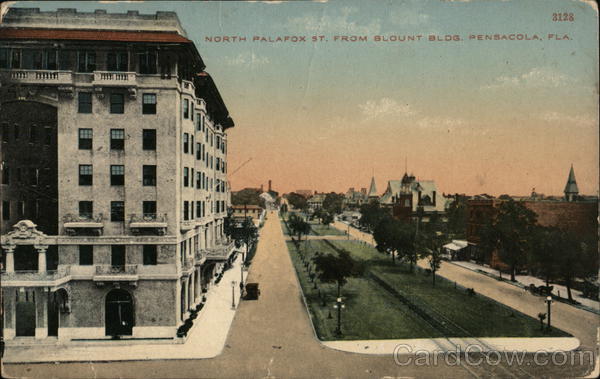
[552,13,574,21]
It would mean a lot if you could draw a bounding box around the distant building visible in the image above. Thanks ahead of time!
[231,204,264,228]
[367,176,379,201]
[380,172,446,221]
[294,190,313,198]
[307,193,327,211]
[343,187,367,209]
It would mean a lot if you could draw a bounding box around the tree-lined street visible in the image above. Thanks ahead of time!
[5,212,595,378]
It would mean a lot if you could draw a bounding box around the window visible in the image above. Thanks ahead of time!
[111,245,126,268]
[29,125,37,143]
[143,245,157,265]
[191,103,194,121]
[142,93,156,114]
[110,93,124,114]
[29,168,38,186]
[78,92,92,113]
[183,201,189,221]
[196,172,201,189]
[183,133,189,154]
[1,165,8,185]
[79,201,93,219]
[110,165,125,186]
[79,245,93,266]
[2,201,9,220]
[44,127,52,145]
[142,129,156,150]
[143,165,156,186]
[110,129,124,150]
[197,114,201,131]
[138,51,157,74]
[196,143,201,160]
[190,201,195,219]
[190,136,194,155]
[0,48,8,69]
[78,128,92,149]
[17,200,24,217]
[110,201,125,222]
[143,201,156,218]
[79,165,93,185]
[106,51,128,72]
[183,99,189,119]
[196,201,201,218]
[183,167,189,187]
[22,49,43,70]
[77,50,96,73]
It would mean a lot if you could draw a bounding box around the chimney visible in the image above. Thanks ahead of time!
[268,180,272,192]
[260,184,264,192]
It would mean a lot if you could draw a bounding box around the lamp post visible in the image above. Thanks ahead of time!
[231,281,237,310]
[333,297,345,337]
[545,296,553,331]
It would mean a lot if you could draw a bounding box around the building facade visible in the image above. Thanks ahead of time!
[0,8,236,343]
[380,172,446,221]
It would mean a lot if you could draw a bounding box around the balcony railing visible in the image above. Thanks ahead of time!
[63,214,104,236]
[93,71,136,85]
[205,241,235,261]
[0,69,73,85]
[95,264,138,276]
[180,220,195,232]
[129,213,167,235]
[1,266,71,283]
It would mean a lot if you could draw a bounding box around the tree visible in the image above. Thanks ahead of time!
[232,188,265,208]
[322,192,345,215]
[373,217,401,263]
[288,214,310,242]
[555,230,588,302]
[417,230,446,286]
[321,212,334,228]
[529,226,561,287]
[479,199,538,281]
[359,200,388,232]
[312,249,364,297]
[286,192,308,211]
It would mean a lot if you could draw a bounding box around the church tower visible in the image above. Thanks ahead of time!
[564,164,579,202]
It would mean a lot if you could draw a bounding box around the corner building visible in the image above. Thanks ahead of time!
[0,8,235,342]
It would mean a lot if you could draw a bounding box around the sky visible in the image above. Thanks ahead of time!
[8,0,599,196]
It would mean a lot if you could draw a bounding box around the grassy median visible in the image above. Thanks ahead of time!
[284,230,569,340]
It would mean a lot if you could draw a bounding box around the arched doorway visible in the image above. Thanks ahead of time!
[105,289,134,337]
[48,288,68,337]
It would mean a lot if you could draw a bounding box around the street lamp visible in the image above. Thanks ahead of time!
[333,297,345,337]
[545,296,553,331]
[231,280,237,310]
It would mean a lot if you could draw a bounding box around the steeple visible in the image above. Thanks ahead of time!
[563,164,579,201]
[368,176,378,198]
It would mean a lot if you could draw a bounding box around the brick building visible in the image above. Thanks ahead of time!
[465,166,598,266]
[1,8,235,343]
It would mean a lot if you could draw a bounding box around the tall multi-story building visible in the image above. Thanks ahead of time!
[0,8,236,342]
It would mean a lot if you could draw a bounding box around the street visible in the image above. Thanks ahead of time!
[2,212,595,378]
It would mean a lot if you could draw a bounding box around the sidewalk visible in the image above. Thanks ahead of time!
[451,260,600,312]
[2,254,248,364]
[323,336,581,355]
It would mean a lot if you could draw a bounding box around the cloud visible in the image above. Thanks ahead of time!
[224,52,270,69]
[286,6,381,35]
[538,111,596,127]
[359,98,415,120]
[482,67,570,89]
[417,116,466,129]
